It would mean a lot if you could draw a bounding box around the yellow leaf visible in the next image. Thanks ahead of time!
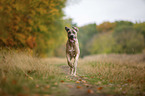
[76,80,80,84]
[28,76,33,80]
[76,86,82,89]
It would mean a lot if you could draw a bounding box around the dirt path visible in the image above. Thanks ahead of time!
[60,65,103,96]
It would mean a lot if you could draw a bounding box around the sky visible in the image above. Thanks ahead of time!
[64,0,145,27]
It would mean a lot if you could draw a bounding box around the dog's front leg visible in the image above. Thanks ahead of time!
[66,53,73,75]
[73,54,79,76]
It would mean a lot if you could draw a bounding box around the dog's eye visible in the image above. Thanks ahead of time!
[68,32,71,34]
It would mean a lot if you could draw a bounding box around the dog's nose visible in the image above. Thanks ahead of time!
[70,35,74,39]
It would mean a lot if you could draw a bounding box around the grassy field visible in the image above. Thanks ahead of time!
[0,50,145,96]
[78,54,145,96]
[0,50,67,96]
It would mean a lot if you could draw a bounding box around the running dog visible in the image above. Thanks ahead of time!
[65,26,80,76]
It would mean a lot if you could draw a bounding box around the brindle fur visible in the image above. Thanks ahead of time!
[65,26,80,76]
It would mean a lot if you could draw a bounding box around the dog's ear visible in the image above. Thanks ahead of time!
[65,26,70,32]
[72,26,79,32]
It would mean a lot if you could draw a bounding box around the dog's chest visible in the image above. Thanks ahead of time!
[68,46,76,57]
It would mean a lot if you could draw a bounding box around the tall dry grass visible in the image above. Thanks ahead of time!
[78,54,145,95]
[0,50,64,95]
[0,49,144,95]
[0,50,61,78]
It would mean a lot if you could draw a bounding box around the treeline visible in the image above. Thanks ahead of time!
[0,0,69,57]
[0,1,145,57]
[78,21,145,57]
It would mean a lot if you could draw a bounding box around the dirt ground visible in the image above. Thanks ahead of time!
[60,65,106,96]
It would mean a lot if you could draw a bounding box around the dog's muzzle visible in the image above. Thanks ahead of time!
[69,35,76,42]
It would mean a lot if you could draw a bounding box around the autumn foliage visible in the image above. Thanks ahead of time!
[0,0,67,57]
[0,0,145,57]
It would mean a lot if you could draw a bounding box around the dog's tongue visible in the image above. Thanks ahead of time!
[70,39,74,42]
[69,38,75,42]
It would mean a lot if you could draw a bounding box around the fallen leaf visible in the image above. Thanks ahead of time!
[97,87,103,90]
[45,85,50,89]
[35,84,39,88]
[82,80,87,83]
[127,79,133,83]
[76,80,80,83]
[27,70,31,73]
[25,74,28,77]
[54,82,57,85]
[78,78,82,81]
[28,76,33,80]
[109,80,113,82]
[3,70,8,73]
[76,86,82,89]
[91,76,94,78]
[140,80,144,83]
[87,89,94,94]
[60,80,64,83]
[12,80,17,85]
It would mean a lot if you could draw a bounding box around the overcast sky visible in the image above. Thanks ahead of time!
[64,0,145,26]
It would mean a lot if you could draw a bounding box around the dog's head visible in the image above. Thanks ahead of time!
[65,26,79,43]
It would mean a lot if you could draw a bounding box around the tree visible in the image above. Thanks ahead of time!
[87,33,115,54]
[97,21,116,33]
[0,0,67,57]
[112,24,144,53]
[78,23,97,57]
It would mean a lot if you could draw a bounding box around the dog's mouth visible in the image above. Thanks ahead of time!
[69,38,76,43]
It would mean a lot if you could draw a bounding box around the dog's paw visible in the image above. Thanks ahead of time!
[73,74,77,77]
